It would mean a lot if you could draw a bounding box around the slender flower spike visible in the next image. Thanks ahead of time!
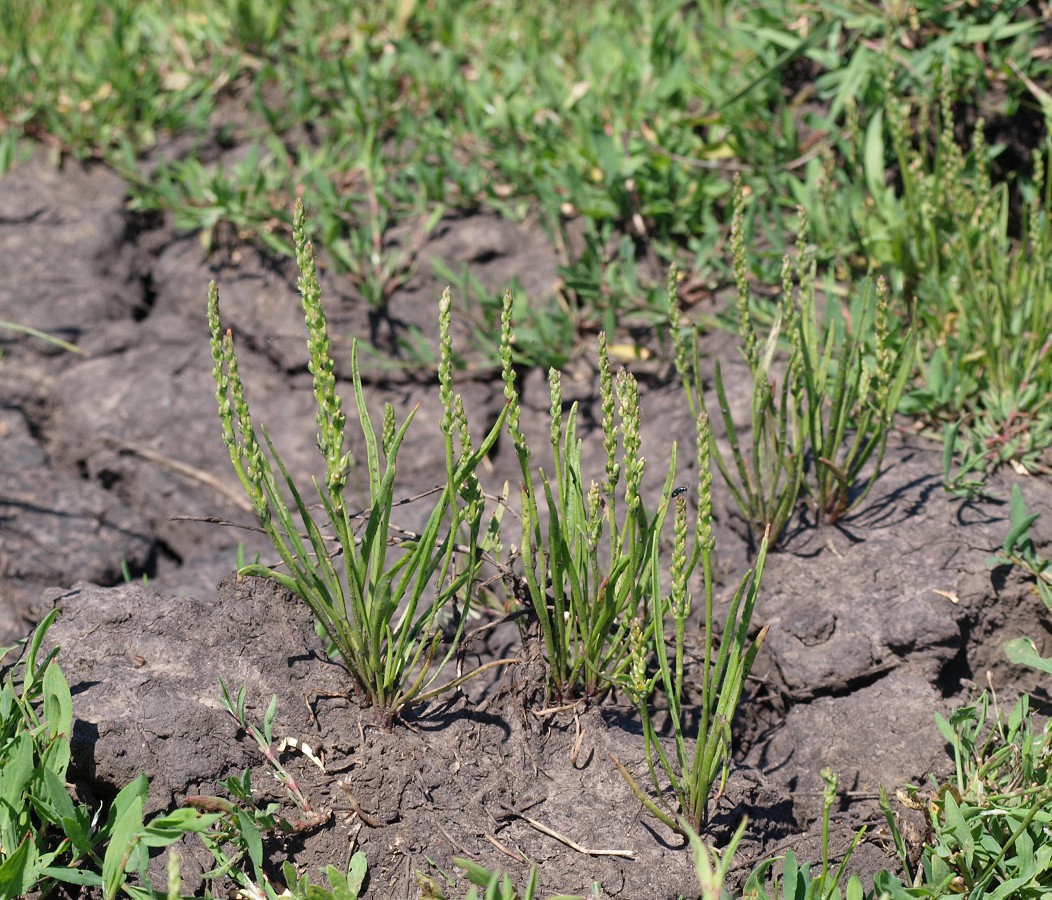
[549,369,563,452]
[208,282,267,519]
[731,176,758,370]
[786,254,805,403]
[874,276,893,404]
[454,394,471,463]
[626,617,655,702]
[668,265,691,384]
[499,289,526,452]
[438,287,454,437]
[670,496,689,622]
[616,369,644,511]
[223,332,267,520]
[598,333,620,499]
[586,480,604,552]
[294,201,349,497]
[208,283,236,452]
[382,402,396,460]
[696,413,714,551]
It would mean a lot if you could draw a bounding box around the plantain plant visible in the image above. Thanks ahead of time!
[614,413,770,834]
[501,313,679,704]
[670,180,912,544]
[208,200,509,726]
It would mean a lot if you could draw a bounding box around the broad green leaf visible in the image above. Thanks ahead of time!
[935,711,956,744]
[0,836,39,900]
[864,109,886,202]
[0,733,33,808]
[140,807,221,847]
[346,852,368,895]
[39,730,71,783]
[104,773,149,832]
[941,792,973,869]
[38,864,103,887]
[22,609,60,698]
[262,693,278,744]
[1005,637,1052,674]
[43,660,72,742]
[782,850,800,900]
[102,792,144,900]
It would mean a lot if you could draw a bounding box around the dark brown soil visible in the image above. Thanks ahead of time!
[3,148,1052,898]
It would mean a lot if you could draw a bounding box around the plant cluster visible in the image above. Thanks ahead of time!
[615,414,770,832]
[10,1,1052,893]
[876,692,1052,898]
[205,201,1052,897]
[209,204,772,849]
[501,324,677,704]
[670,183,912,544]
[209,200,511,727]
[809,72,1052,476]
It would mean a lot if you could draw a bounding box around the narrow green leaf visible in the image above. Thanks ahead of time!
[0,732,33,808]
[236,808,264,870]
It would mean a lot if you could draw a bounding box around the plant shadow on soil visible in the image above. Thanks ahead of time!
[3,149,1052,897]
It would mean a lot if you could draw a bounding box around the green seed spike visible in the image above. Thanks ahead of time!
[731,175,758,370]
[626,617,653,702]
[616,369,643,512]
[598,332,620,502]
[208,281,266,520]
[586,480,603,552]
[549,368,562,452]
[670,496,689,622]
[381,402,396,460]
[453,394,471,463]
[696,412,714,551]
[294,200,348,498]
[438,286,454,436]
[668,265,691,383]
[499,288,525,451]
[223,332,266,519]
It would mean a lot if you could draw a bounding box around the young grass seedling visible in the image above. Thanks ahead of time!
[209,200,510,726]
[217,681,327,831]
[742,769,866,899]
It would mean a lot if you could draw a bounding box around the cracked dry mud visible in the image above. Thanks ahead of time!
[3,150,1052,898]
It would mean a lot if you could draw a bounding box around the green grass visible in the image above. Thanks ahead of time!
[6,0,1049,467]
